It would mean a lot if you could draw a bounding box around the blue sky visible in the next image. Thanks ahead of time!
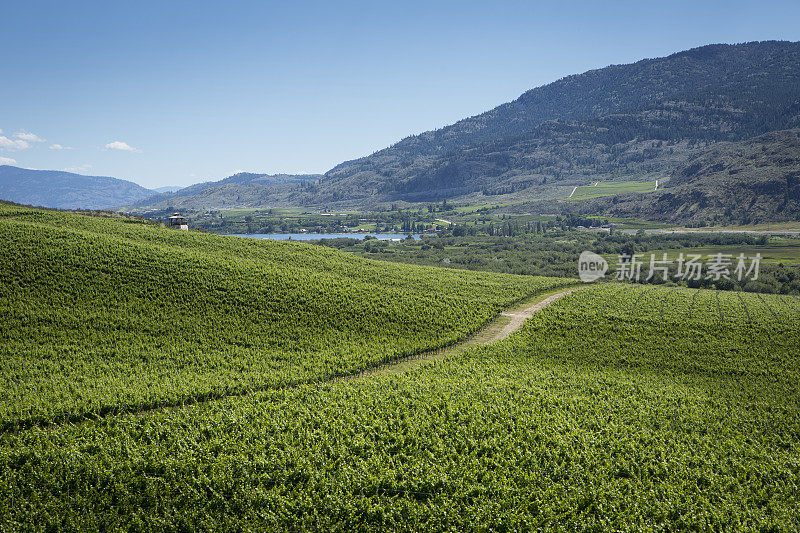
[2,0,799,189]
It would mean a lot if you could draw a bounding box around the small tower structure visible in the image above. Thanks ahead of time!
[167,213,189,231]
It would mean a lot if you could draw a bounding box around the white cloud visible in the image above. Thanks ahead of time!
[105,141,140,152]
[14,131,45,143]
[62,163,92,174]
[0,136,30,151]
[49,143,73,150]
[0,156,17,165]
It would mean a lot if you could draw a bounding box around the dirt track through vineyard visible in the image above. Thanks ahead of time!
[14,285,581,432]
[340,286,580,380]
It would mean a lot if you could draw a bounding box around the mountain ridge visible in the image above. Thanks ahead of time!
[131,172,321,210]
[11,40,800,218]
[131,40,800,212]
[0,166,156,210]
[317,40,800,205]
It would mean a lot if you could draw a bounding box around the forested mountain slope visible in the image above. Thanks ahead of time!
[0,165,156,210]
[318,40,800,204]
[567,129,800,224]
[128,172,321,210]
[133,41,800,210]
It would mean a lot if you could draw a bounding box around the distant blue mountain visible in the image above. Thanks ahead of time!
[153,186,184,194]
[0,166,157,210]
[131,172,321,210]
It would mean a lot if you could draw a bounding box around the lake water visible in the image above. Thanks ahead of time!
[230,233,422,241]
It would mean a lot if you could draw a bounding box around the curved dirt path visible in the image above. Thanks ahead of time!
[340,286,580,380]
[12,286,580,433]
[495,288,578,341]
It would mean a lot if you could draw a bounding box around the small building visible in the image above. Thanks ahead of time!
[167,213,189,231]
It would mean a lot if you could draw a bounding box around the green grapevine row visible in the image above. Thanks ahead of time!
[0,206,573,430]
[0,285,797,530]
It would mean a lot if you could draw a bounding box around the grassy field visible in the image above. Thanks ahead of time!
[715,221,800,231]
[657,221,800,233]
[1,285,798,530]
[644,241,800,265]
[567,180,658,201]
[601,216,674,230]
[0,205,572,430]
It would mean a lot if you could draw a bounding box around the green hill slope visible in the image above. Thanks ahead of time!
[0,203,571,428]
[2,285,798,529]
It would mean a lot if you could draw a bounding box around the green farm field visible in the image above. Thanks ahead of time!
[2,206,799,530]
[567,180,658,201]
[0,204,571,429]
[1,285,798,529]
[643,241,800,265]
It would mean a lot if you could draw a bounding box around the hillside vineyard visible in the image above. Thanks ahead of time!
[1,285,798,529]
[0,204,572,429]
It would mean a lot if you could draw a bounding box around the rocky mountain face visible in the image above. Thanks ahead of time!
[568,129,800,225]
[312,41,800,206]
